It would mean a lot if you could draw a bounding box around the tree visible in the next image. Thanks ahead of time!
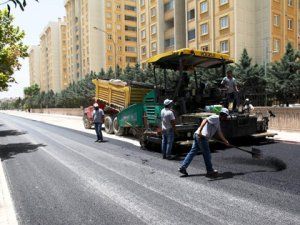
[1,0,39,14]
[268,42,300,106]
[0,9,28,91]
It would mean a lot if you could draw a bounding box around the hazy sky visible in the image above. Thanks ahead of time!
[0,0,65,99]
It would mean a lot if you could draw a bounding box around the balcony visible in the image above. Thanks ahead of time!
[164,27,174,39]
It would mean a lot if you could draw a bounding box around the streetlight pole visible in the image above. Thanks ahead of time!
[93,26,117,79]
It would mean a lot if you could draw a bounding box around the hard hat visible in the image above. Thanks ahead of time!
[93,103,99,107]
[163,99,173,106]
[220,108,229,116]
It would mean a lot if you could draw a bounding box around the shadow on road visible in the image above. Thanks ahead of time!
[0,143,46,161]
[0,130,27,137]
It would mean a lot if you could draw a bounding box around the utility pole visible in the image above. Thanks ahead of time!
[93,26,117,79]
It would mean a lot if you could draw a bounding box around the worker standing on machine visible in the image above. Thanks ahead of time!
[221,70,239,111]
[161,99,176,160]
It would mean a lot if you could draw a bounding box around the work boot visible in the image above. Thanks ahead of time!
[206,169,219,178]
[178,167,188,176]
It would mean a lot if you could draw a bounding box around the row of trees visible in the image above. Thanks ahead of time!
[1,42,298,111]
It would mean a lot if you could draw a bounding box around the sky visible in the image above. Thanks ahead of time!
[0,0,66,99]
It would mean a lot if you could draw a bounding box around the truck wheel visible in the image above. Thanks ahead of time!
[113,117,125,136]
[104,116,114,134]
[83,114,92,129]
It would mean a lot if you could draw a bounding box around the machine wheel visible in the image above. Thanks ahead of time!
[113,117,125,136]
[83,114,92,129]
[104,116,114,134]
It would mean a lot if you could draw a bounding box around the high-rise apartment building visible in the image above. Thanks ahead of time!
[60,18,69,90]
[29,45,41,87]
[137,0,186,66]
[39,20,67,93]
[185,0,300,64]
[65,0,138,82]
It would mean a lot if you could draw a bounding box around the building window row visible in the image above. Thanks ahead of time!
[273,15,294,30]
[164,0,174,12]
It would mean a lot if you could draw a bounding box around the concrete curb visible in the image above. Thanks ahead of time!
[0,161,18,225]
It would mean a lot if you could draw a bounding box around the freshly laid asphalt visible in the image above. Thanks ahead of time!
[0,113,299,225]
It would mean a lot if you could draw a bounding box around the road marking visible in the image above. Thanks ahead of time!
[0,162,18,225]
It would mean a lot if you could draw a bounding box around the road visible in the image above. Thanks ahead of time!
[0,113,299,225]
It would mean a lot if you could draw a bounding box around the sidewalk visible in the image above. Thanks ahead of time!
[1,110,299,144]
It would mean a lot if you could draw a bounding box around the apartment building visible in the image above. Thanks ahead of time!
[64,0,138,82]
[60,19,69,90]
[137,0,186,66]
[29,45,41,87]
[104,0,138,69]
[185,0,299,64]
[39,20,66,93]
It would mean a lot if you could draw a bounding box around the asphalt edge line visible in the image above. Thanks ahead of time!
[0,161,18,225]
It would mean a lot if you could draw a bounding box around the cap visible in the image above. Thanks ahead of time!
[93,103,99,107]
[163,99,173,106]
[220,108,229,116]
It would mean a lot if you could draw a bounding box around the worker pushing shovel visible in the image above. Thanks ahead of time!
[178,108,231,178]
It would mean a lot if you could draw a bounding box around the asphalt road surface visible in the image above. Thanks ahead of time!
[0,113,299,225]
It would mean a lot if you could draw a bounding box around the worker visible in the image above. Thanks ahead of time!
[243,98,254,113]
[93,103,104,142]
[161,99,176,160]
[221,70,239,111]
[178,108,230,177]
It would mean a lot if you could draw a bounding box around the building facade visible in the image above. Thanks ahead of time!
[39,20,66,93]
[29,45,41,87]
[137,0,186,67]
[185,0,300,64]
[64,0,138,82]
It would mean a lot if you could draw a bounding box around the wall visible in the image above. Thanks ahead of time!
[254,107,300,131]
[31,108,83,116]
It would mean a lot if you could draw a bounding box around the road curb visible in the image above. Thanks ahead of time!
[0,161,18,225]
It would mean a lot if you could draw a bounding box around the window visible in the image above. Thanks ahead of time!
[125,15,137,21]
[220,0,229,6]
[125,46,136,52]
[164,0,174,12]
[274,15,280,26]
[116,4,121,9]
[140,13,145,23]
[117,14,121,20]
[288,18,293,29]
[125,36,137,42]
[126,56,137,63]
[108,56,113,61]
[201,23,208,35]
[201,45,209,51]
[200,1,208,13]
[118,36,122,40]
[116,24,121,30]
[106,12,112,19]
[220,40,229,53]
[140,0,145,7]
[151,7,156,17]
[220,16,229,29]
[288,0,293,6]
[107,45,112,51]
[107,34,112,40]
[125,25,137,31]
[151,42,157,51]
[188,29,196,41]
[106,23,112,29]
[141,46,146,55]
[125,5,136,11]
[151,24,157,34]
[274,39,280,52]
[106,1,111,7]
[141,29,146,39]
[118,46,122,51]
[187,9,195,20]
[165,38,174,47]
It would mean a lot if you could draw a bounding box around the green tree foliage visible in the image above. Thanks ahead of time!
[234,49,266,95]
[268,42,300,106]
[1,0,39,14]
[0,9,28,91]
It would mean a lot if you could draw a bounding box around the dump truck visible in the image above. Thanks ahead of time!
[83,79,153,135]
[84,48,275,150]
